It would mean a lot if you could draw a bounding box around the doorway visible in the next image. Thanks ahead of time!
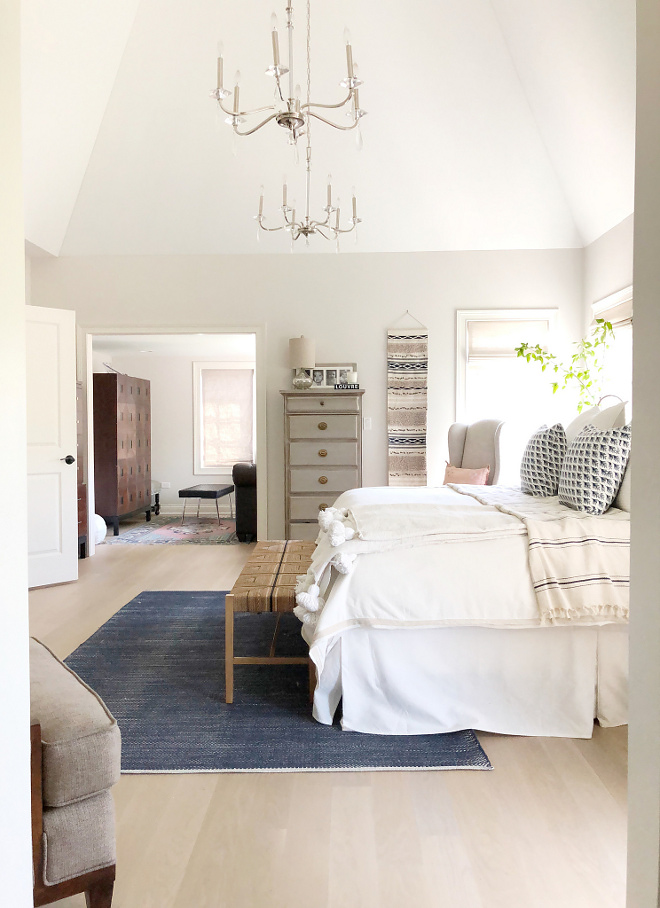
[83,328,267,555]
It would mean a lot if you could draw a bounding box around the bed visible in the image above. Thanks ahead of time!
[296,484,629,739]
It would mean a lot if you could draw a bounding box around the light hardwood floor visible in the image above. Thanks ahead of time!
[29,542,628,908]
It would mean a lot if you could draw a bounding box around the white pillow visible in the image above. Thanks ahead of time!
[564,401,627,445]
[565,406,600,445]
[590,401,627,431]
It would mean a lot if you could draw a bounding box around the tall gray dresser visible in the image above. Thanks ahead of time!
[281,389,365,540]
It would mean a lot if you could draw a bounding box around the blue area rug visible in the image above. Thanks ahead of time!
[65,591,492,773]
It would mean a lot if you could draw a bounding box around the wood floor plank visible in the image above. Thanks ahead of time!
[112,774,218,908]
[328,778,380,908]
[280,772,334,908]
[27,542,628,908]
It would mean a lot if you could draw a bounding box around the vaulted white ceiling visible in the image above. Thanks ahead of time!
[21,0,635,256]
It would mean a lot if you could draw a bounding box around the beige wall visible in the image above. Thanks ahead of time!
[0,0,35,903]
[583,214,634,327]
[627,2,660,904]
[30,249,584,537]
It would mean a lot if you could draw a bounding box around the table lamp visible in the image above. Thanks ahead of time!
[289,336,316,389]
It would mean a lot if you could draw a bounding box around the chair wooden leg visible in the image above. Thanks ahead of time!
[85,879,114,908]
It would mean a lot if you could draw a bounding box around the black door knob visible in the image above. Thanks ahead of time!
[61,455,75,465]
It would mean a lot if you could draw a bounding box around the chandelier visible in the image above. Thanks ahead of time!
[210,1,366,143]
[255,149,361,244]
[211,0,365,244]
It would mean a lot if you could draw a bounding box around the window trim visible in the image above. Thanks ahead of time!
[193,361,256,475]
[455,308,558,422]
[592,285,633,327]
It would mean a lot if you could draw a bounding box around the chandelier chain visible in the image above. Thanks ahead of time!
[306,0,312,152]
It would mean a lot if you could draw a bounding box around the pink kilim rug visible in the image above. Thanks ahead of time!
[105,516,238,545]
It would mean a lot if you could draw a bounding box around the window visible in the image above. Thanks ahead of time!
[193,362,255,474]
[592,286,633,412]
[456,309,559,425]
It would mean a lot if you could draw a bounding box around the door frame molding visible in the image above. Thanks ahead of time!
[81,325,268,554]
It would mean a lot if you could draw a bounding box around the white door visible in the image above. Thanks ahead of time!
[26,305,78,587]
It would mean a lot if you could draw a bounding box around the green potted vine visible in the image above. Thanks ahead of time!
[515,318,615,413]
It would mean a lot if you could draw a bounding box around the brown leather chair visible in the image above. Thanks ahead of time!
[232,462,257,542]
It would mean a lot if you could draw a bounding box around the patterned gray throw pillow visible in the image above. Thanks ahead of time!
[558,424,632,516]
[520,423,567,497]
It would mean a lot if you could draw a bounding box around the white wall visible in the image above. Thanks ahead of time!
[627,2,660,904]
[104,343,255,513]
[583,214,634,327]
[30,249,584,537]
[0,0,36,903]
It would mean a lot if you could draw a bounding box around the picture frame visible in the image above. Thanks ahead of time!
[312,362,357,388]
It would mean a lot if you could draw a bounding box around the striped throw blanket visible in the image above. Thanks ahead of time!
[448,485,630,625]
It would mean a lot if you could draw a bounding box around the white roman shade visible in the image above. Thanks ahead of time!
[467,317,551,361]
[193,362,255,473]
[592,286,633,328]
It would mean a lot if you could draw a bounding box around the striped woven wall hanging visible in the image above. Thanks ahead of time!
[387,315,428,486]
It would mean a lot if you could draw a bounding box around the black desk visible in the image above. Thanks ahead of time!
[178,483,235,525]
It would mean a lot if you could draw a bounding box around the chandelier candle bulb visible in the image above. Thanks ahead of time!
[216,53,223,91]
[344,29,355,79]
[233,71,240,112]
[282,180,288,207]
[271,13,280,66]
[352,190,357,219]
[345,42,354,79]
[259,187,264,217]
[327,175,332,207]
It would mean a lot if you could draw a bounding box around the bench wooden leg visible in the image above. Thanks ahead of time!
[225,592,234,704]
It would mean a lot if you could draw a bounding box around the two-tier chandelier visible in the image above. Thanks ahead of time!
[211,0,366,243]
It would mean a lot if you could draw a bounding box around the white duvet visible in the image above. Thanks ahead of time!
[298,485,629,677]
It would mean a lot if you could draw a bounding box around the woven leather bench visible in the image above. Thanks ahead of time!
[225,540,315,703]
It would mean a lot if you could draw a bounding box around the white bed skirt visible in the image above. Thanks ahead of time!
[311,624,628,739]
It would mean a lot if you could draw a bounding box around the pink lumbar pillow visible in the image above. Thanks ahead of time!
[443,462,490,485]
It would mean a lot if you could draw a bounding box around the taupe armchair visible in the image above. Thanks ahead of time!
[447,419,505,485]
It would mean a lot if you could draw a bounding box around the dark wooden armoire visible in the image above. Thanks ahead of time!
[93,372,151,535]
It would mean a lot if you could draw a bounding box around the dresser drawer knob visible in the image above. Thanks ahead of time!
[319,503,329,510]
[318,476,328,484]
[319,400,325,406]
[318,421,327,430]
[318,449,328,457]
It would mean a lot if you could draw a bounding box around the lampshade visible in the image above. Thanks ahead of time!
[289,336,316,369]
